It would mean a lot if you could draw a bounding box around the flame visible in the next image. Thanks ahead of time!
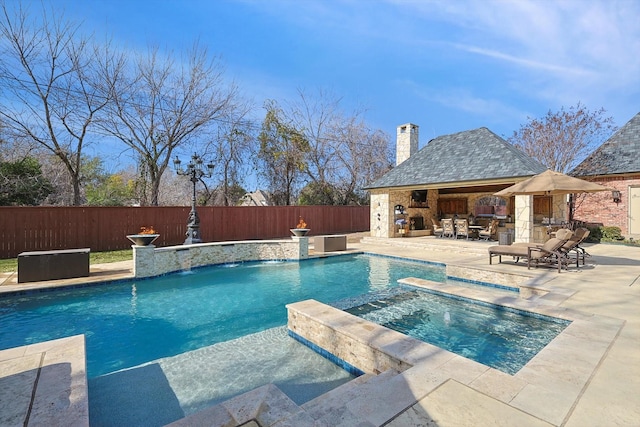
[139,226,157,235]
[295,217,307,229]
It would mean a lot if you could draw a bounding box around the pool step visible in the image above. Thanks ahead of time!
[301,368,400,425]
[345,290,421,316]
[168,367,424,427]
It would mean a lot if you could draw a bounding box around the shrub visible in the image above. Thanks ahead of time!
[601,226,624,241]
[586,225,632,244]
[586,226,602,242]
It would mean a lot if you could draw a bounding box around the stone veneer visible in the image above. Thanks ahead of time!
[370,189,440,238]
[445,264,532,290]
[132,237,309,278]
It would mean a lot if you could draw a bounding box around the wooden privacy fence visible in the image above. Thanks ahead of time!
[0,205,370,259]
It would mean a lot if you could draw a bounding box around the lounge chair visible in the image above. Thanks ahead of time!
[488,235,571,273]
[442,218,455,238]
[431,218,444,238]
[454,219,470,240]
[478,219,499,241]
[510,228,573,250]
[561,228,591,267]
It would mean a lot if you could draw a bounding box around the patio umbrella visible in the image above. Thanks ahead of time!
[494,169,611,222]
[494,169,611,196]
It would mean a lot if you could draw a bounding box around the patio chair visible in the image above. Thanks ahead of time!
[442,218,455,238]
[478,219,499,241]
[431,218,444,238]
[509,229,574,255]
[454,219,470,240]
[488,235,571,273]
[561,228,591,267]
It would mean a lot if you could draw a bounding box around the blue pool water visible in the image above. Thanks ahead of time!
[0,254,444,378]
[345,289,570,374]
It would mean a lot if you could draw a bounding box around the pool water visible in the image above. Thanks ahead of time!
[0,254,443,377]
[345,289,571,374]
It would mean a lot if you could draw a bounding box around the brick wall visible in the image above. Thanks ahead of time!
[572,175,640,236]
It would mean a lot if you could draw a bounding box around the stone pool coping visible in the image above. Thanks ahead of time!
[0,335,88,426]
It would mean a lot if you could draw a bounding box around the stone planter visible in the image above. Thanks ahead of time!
[290,228,310,237]
[126,234,160,246]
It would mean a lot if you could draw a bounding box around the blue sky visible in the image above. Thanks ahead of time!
[37,0,640,149]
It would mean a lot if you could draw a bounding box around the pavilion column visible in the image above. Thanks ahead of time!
[514,194,534,243]
[370,192,391,238]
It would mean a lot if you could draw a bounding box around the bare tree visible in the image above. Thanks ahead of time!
[333,118,393,205]
[0,2,120,205]
[99,43,239,206]
[288,88,342,204]
[288,88,393,205]
[508,103,617,173]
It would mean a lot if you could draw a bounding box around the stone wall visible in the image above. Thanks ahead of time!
[287,300,415,375]
[132,238,309,278]
[370,189,440,238]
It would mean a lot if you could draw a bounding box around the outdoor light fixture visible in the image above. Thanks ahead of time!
[612,190,621,203]
[174,152,215,244]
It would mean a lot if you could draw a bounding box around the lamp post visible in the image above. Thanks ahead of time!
[173,153,214,244]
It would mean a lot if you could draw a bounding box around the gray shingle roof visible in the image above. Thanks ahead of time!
[571,112,640,177]
[365,127,546,189]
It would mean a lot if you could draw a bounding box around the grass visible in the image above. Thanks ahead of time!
[0,249,133,274]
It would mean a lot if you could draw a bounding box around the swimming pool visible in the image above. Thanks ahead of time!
[345,288,571,374]
[0,253,444,377]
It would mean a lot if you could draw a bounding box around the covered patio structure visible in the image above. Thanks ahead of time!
[365,124,568,243]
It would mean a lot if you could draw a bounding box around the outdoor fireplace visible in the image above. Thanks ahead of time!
[409,216,424,230]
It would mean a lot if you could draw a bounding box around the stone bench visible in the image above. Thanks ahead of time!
[314,235,347,252]
[18,248,90,283]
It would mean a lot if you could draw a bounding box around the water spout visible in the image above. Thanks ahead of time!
[177,248,192,273]
[222,244,239,267]
[262,244,285,264]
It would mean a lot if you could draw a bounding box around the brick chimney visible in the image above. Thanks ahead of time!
[396,123,418,166]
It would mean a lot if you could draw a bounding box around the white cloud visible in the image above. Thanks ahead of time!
[382,0,638,122]
[452,44,595,77]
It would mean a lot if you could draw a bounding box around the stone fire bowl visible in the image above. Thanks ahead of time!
[126,234,160,246]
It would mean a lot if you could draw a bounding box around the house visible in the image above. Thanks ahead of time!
[571,112,640,239]
[240,190,271,206]
[365,123,552,241]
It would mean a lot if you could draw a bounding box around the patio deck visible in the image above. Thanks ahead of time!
[1,234,638,426]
